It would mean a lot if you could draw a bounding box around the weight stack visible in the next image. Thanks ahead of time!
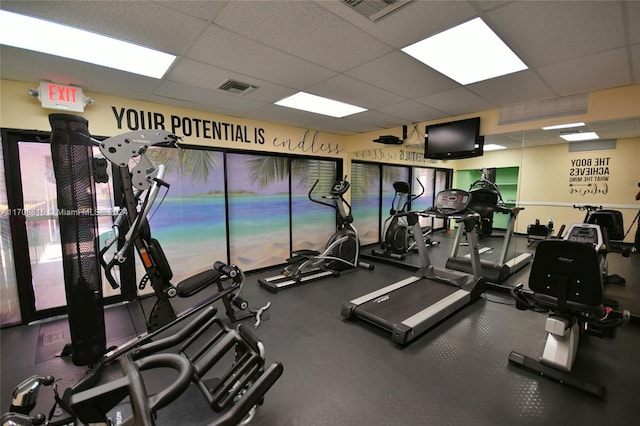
[49,114,106,366]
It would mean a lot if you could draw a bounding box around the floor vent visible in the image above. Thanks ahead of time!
[218,79,257,95]
[343,0,412,22]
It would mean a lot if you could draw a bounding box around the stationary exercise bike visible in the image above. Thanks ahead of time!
[572,205,628,285]
[574,204,629,255]
[371,179,438,261]
[509,232,629,398]
[259,176,374,292]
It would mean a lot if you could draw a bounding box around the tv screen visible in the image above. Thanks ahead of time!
[424,117,483,160]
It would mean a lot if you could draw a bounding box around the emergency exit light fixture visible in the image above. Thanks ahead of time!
[28,81,93,112]
[0,10,176,79]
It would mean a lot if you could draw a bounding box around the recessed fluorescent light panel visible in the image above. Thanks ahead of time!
[0,10,176,79]
[483,144,507,151]
[542,122,586,130]
[560,132,599,142]
[402,17,527,85]
[275,92,367,118]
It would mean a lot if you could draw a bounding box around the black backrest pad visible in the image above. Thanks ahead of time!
[588,210,624,241]
[529,239,604,309]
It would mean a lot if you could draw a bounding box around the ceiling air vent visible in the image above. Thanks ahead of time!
[343,0,412,22]
[217,79,257,95]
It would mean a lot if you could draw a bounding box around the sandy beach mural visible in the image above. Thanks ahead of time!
[147,149,339,276]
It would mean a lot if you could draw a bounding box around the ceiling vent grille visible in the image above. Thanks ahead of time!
[343,0,412,22]
[217,79,257,95]
[499,93,589,125]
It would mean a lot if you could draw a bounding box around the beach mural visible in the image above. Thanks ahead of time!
[291,159,337,254]
[350,163,451,247]
[351,162,381,246]
[412,167,437,229]
[225,154,338,271]
[143,147,227,284]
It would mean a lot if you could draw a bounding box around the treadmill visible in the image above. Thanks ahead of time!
[445,187,532,284]
[342,189,487,345]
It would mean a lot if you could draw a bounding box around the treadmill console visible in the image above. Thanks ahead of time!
[564,223,603,251]
[434,189,471,215]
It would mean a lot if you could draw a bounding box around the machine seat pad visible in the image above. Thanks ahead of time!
[176,269,222,298]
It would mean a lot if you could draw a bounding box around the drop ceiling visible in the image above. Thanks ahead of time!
[1,0,638,145]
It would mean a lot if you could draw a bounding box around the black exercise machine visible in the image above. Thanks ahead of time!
[509,235,629,398]
[259,177,374,292]
[342,189,487,345]
[371,179,438,261]
[574,204,630,255]
[2,302,284,425]
[446,175,532,284]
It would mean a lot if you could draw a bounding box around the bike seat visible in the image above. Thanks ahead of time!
[176,269,222,298]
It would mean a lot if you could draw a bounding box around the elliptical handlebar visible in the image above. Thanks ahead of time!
[308,176,352,217]
[411,178,425,203]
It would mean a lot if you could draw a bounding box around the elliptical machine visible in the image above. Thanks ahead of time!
[259,176,374,292]
[372,179,438,261]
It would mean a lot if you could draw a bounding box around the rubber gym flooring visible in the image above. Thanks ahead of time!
[1,232,639,425]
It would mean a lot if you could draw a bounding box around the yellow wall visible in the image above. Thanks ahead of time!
[0,79,350,159]
[2,79,639,241]
[455,137,640,240]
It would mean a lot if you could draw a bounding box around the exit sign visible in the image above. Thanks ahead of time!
[39,81,85,112]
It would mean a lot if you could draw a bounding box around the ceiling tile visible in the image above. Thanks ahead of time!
[0,0,207,54]
[537,48,631,96]
[306,75,405,109]
[468,70,556,105]
[626,0,640,44]
[487,1,626,67]
[314,0,476,49]
[166,58,293,103]
[346,51,460,99]
[417,88,496,116]
[213,0,392,72]
[186,25,336,89]
[154,80,267,115]
[377,100,445,123]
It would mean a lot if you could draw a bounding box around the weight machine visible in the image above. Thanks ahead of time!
[1,118,282,425]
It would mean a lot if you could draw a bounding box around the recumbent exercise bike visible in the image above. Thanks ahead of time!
[509,223,629,398]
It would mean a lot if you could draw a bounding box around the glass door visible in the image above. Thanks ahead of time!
[19,141,119,311]
[2,129,122,324]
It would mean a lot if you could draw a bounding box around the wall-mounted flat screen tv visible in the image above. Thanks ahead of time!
[424,117,484,160]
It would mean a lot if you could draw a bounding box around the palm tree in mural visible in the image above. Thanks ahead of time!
[147,146,218,182]
[146,143,403,194]
[244,155,405,193]
[245,156,338,191]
